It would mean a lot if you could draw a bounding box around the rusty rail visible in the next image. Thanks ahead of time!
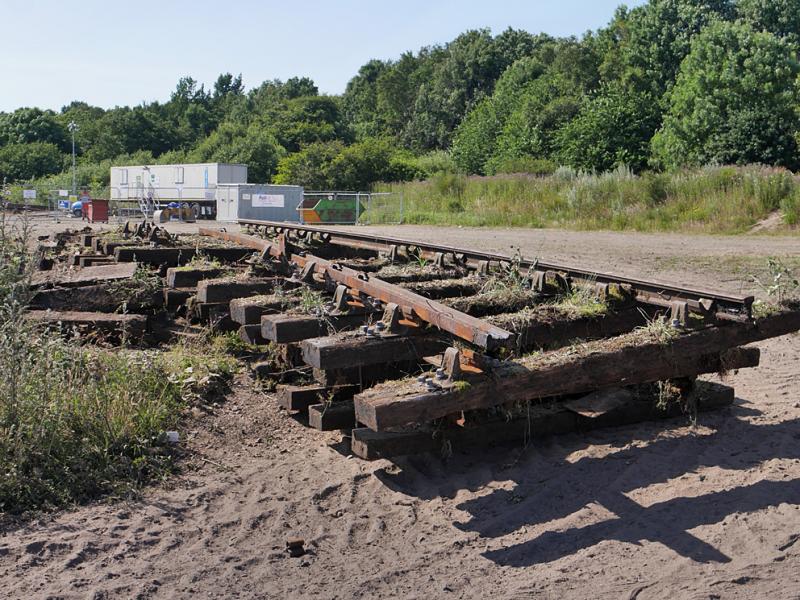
[198,228,515,350]
[238,219,754,321]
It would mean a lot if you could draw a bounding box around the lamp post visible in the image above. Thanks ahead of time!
[67,121,78,195]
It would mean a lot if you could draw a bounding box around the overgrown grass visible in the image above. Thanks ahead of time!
[0,216,239,514]
[0,327,242,514]
[373,165,800,234]
[553,286,609,319]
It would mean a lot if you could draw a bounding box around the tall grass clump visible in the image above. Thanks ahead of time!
[781,188,799,226]
[0,216,231,513]
[374,164,800,233]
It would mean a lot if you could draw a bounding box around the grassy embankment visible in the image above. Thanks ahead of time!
[373,165,800,233]
[0,216,238,514]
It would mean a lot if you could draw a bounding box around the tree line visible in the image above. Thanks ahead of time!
[2,0,799,192]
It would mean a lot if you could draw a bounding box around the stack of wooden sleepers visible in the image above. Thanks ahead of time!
[194,223,800,461]
[27,222,800,462]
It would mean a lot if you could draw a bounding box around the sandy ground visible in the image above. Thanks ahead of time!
[1,215,800,599]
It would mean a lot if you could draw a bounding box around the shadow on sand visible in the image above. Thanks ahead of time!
[373,399,800,567]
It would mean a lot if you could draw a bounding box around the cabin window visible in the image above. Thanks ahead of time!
[120,169,128,185]
[175,166,184,184]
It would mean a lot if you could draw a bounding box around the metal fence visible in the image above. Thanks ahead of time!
[359,192,404,225]
[300,191,404,225]
[2,183,406,225]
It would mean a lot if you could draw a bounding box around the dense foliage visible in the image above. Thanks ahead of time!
[2,0,800,192]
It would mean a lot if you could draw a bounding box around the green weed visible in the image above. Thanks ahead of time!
[374,164,800,233]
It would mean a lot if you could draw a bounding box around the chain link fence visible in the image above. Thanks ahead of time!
[2,182,406,225]
[300,191,404,225]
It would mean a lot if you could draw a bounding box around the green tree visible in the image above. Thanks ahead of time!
[489,73,583,172]
[556,83,660,172]
[191,122,283,182]
[404,29,504,149]
[0,108,70,152]
[451,54,584,174]
[342,59,389,139]
[737,0,800,47]
[273,141,345,189]
[0,142,64,182]
[327,138,416,189]
[376,51,437,138]
[57,101,106,157]
[615,0,734,95]
[87,107,177,161]
[265,96,349,152]
[450,100,500,174]
[651,21,800,169]
[281,77,319,99]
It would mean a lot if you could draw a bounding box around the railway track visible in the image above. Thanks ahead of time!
[238,218,754,322]
[28,221,800,461]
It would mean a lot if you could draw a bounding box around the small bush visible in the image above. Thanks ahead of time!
[0,331,184,512]
[552,166,578,182]
[431,172,466,199]
[781,191,799,226]
[641,172,670,205]
[743,167,794,212]
[411,151,459,177]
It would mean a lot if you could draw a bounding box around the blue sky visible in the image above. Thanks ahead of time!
[1,0,645,112]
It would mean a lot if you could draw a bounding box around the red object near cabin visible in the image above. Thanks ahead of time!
[85,199,109,223]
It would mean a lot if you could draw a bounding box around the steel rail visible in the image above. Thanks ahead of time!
[238,219,753,319]
[198,228,515,350]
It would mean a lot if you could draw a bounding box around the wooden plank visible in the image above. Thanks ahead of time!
[98,240,138,255]
[308,400,355,430]
[354,316,778,431]
[32,285,118,312]
[30,262,137,288]
[260,312,378,343]
[114,246,251,266]
[198,229,514,350]
[444,289,539,318]
[351,381,735,460]
[492,306,648,352]
[239,324,268,346]
[203,247,254,263]
[301,333,447,370]
[114,246,195,266]
[230,293,297,325]
[196,277,280,303]
[26,310,147,339]
[187,298,229,321]
[399,277,484,299]
[313,359,422,387]
[166,266,227,288]
[277,384,358,412]
[164,287,194,308]
[351,403,574,460]
[78,255,115,268]
[376,268,468,285]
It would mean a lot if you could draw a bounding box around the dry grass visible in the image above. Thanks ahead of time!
[374,165,800,234]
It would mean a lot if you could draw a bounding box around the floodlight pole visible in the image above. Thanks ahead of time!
[68,121,78,194]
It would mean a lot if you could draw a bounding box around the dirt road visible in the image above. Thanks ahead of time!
[2,218,799,599]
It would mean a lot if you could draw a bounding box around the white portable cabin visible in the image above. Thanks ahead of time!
[109,162,248,217]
